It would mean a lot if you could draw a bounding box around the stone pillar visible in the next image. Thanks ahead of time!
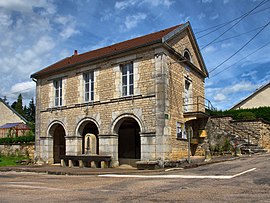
[140,132,156,160]
[98,134,119,167]
[65,136,82,155]
[154,50,170,160]
[39,136,53,164]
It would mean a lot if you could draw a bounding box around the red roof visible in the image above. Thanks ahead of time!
[31,24,181,78]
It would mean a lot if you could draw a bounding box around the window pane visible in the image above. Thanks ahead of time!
[90,92,94,101]
[85,92,89,102]
[90,81,94,91]
[90,72,94,81]
[129,74,133,85]
[84,73,89,82]
[129,64,133,73]
[122,75,127,85]
[55,98,58,106]
[60,97,62,106]
[122,86,127,96]
[85,83,89,92]
[129,85,133,95]
[122,65,127,75]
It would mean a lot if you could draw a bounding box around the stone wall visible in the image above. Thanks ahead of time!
[0,143,35,160]
[206,116,270,153]
[231,119,270,150]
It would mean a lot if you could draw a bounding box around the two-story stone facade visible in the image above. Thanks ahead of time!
[31,22,209,167]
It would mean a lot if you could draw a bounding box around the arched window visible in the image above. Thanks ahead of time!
[183,49,191,62]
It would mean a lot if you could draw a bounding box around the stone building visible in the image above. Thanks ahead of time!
[31,22,209,166]
[0,98,27,126]
[231,81,270,109]
[0,98,30,138]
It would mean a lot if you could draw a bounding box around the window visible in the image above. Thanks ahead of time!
[177,122,187,140]
[184,79,192,112]
[184,49,191,62]
[54,79,62,107]
[84,72,94,102]
[121,62,133,96]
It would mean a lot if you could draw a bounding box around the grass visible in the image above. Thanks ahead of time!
[0,155,27,167]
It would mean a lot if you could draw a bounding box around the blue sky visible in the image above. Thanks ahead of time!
[0,0,269,110]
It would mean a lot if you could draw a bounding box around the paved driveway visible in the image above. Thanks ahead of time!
[0,154,269,202]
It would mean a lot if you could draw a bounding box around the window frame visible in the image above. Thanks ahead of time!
[84,71,94,102]
[176,122,187,140]
[54,79,62,107]
[121,62,134,97]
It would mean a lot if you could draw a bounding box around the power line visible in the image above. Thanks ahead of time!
[196,4,270,36]
[209,20,270,74]
[200,25,265,47]
[201,0,269,50]
[210,41,270,78]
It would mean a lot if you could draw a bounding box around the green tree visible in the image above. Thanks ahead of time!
[25,98,35,123]
[14,94,24,117]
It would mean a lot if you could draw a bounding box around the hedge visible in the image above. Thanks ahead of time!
[207,106,270,122]
[0,135,35,145]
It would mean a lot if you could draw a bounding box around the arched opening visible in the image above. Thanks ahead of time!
[184,49,191,62]
[117,117,141,166]
[78,121,99,155]
[50,124,66,163]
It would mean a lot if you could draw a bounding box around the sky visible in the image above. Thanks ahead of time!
[0,0,269,110]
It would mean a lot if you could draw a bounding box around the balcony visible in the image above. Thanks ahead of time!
[183,96,215,121]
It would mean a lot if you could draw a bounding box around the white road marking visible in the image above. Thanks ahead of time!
[165,168,184,172]
[99,168,256,179]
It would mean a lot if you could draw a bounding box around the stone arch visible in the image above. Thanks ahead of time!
[47,120,67,138]
[47,120,67,163]
[111,113,144,134]
[75,117,100,137]
[75,117,99,154]
[111,114,143,166]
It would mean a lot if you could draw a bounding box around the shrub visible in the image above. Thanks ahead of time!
[0,134,35,145]
[236,112,256,120]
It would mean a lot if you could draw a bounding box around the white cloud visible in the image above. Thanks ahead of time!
[115,0,174,10]
[198,12,206,20]
[0,0,56,14]
[202,0,212,3]
[210,14,219,20]
[214,93,226,102]
[221,43,232,48]
[241,70,257,78]
[143,0,174,7]
[122,13,147,31]
[203,45,217,53]
[8,81,36,103]
[115,0,138,10]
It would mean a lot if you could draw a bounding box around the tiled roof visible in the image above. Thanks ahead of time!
[0,122,25,129]
[31,24,181,78]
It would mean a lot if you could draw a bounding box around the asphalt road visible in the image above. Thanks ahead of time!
[0,154,269,203]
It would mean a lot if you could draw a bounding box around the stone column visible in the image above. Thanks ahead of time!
[39,136,53,164]
[98,134,119,167]
[140,132,156,161]
[154,50,170,160]
[65,136,82,155]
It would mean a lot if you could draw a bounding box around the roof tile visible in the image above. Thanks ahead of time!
[32,24,181,77]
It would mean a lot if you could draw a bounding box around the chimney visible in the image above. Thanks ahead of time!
[74,50,78,56]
